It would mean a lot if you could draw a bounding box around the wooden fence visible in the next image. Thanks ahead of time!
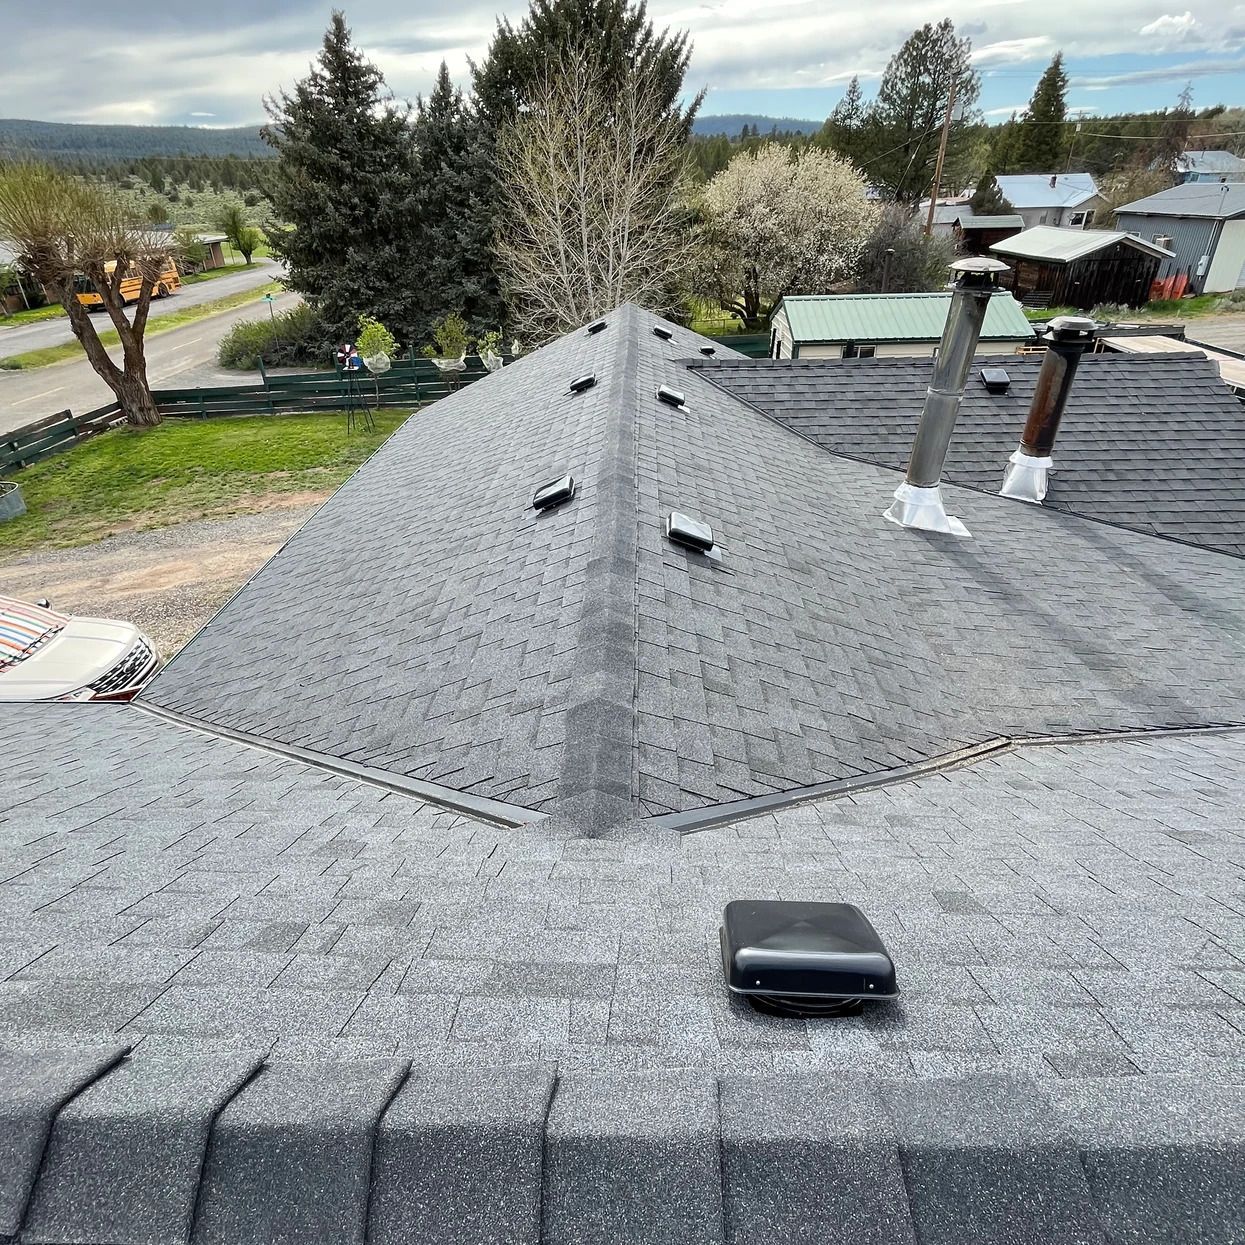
[1,332,766,474]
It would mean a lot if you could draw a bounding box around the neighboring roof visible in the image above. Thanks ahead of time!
[956,213,1024,230]
[1116,181,1245,219]
[994,172,1099,209]
[1178,149,1245,175]
[0,704,1243,1244]
[1102,332,1245,395]
[696,350,1245,558]
[991,226,1175,263]
[928,202,964,227]
[777,292,1035,343]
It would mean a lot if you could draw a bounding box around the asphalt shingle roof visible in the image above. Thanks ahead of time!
[696,350,1245,559]
[5,305,1245,1241]
[778,291,1035,343]
[141,308,1245,825]
[1,703,1242,1242]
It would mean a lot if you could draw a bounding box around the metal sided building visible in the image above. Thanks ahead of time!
[1115,182,1245,294]
[768,292,1035,359]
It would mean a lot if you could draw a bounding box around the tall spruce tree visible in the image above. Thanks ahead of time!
[988,112,1022,174]
[1014,53,1068,171]
[970,171,1014,214]
[262,12,421,349]
[867,20,980,203]
[823,76,867,166]
[473,0,699,137]
[410,64,503,343]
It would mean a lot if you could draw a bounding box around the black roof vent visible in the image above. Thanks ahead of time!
[666,510,714,552]
[653,325,674,340]
[656,384,687,409]
[699,346,717,356]
[532,474,577,512]
[587,320,607,335]
[980,366,1011,395]
[569,373,596,394]
[720,900,898,1017]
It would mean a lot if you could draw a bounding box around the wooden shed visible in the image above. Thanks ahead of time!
[990,226,1174,310]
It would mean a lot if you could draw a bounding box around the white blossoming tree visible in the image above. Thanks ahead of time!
[698,146,877,330]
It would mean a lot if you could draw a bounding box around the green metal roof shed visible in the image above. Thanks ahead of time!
[771,292,1035,359]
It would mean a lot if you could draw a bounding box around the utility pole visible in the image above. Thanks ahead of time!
[924,79,959,239]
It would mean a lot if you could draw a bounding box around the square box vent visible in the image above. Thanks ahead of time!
[666,510,714,552]
[720,900,898,1017]
[569,373,596,394]
[653,325,674,341]
[656,385,687,409]
[587,320,607,335]
[532,474,576,511]
[699,346,717,357]
[980,366,1011,394]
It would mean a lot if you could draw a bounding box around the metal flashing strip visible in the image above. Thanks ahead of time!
[656,722,1245,835]
[133,702,547,829]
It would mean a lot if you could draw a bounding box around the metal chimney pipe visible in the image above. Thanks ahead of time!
[884,257,1011,537]
[999,315,1097,503]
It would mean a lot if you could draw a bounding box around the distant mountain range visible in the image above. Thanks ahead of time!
[691,114,823,137]
[0,114,825,162]
[0,118,270,161]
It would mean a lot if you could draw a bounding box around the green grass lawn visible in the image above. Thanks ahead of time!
[1026,293,1241,324]
[0,410,405,555]
[0,304,66,330]
[0,281,283,371]
[180,259,264,285]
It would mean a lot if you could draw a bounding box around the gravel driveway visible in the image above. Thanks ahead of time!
[0,504,317,657]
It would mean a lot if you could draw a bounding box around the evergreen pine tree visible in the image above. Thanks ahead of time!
[410,63,505,343]
[824,76,866,165]
[1014,53,1068,171]
[988,113,1021,174]
[867,20,980,202]
[262,11,421,349]
[970,171,1014,214]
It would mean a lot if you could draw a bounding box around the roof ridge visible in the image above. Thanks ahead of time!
[553,305,642,828]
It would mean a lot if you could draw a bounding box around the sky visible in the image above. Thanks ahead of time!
[3,1,1245,129]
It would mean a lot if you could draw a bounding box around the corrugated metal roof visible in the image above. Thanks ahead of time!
[1115,181,1245,219]
[778,292,1035,343]
[1178,150,1245,175]
[994,173,1099,209]
[990,226,1175,263]
[957,214,1025,230]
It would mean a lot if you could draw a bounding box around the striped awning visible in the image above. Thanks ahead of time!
[0,595,66,667]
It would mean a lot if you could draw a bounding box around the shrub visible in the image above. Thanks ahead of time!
[421,312,470,360]
[356,313,398,361]
[217,302,319,369]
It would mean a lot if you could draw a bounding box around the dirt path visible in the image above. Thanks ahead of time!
[0,503,319,657]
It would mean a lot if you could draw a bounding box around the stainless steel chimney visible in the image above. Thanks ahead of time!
[999,315,1097,503]
[884,257,1011,538]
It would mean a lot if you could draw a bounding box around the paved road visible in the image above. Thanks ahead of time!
[0,260,281,356]
[1182,315,1245,354]
[0,289,302,436]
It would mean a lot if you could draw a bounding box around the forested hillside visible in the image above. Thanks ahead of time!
[0,118,270,161]
[691,114,821,137]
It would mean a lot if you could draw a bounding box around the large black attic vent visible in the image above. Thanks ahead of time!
[720,900,898,1017]
[666,510,714,552]
[569,373,596,394]
[656,385,687,409]
[700,346,717,356]
[653,325,674,340]
[532,474,577,511]
[587,320,607,335]
[980,366,1011,394]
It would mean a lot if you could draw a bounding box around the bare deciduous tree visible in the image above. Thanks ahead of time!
[494,52,694,342]
[0,164,175,425]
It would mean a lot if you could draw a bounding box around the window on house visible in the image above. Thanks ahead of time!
[842,343,876,359]
[1069,211,1086,227]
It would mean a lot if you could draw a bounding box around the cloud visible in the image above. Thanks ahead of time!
[189,111,216,118]
[972,36,1053,66]
[1139,11,1201,44]
[1072,55,1245,88]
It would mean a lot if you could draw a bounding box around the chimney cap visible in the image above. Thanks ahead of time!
[1045,314,1098,339]
[949,256,1011,276]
